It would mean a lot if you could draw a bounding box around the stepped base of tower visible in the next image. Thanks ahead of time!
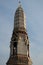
[6,54,28,65]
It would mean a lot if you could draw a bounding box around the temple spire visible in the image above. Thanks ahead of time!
[6,1,32,65]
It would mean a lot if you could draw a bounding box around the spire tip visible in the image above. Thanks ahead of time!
[19,1,21,5]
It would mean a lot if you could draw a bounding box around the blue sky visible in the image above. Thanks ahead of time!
[0,0,43,65]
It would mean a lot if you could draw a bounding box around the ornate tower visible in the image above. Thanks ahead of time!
[6,2,32,65]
